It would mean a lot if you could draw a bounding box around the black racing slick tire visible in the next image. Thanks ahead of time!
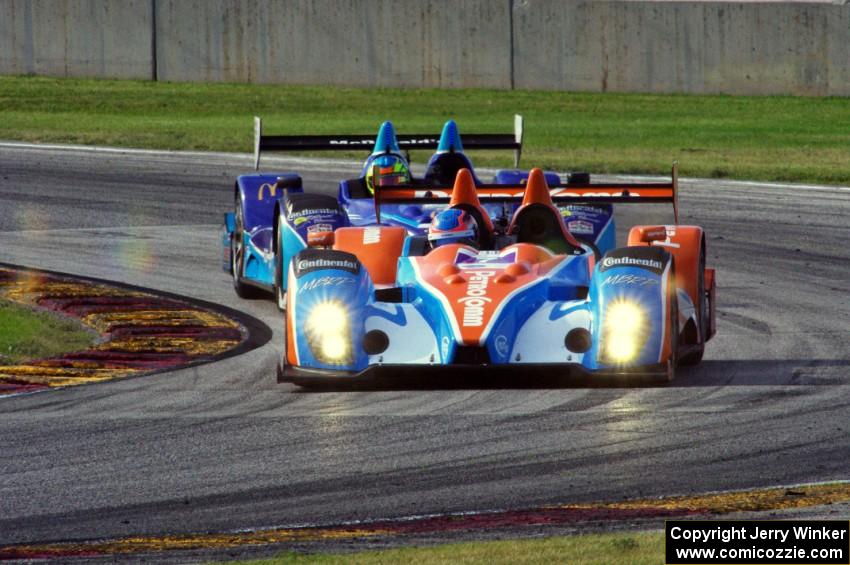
[678,240,706,366]
[274,210,286,311]
[666,268,679,382]
[232,192,262,299]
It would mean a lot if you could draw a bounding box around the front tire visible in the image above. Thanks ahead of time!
[274,213,286,311]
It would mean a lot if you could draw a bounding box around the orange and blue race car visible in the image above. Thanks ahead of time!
[278,166,716,387]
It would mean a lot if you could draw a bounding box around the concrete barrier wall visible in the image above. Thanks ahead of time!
[154,0,511,88]
[0,0,153,79]
[2,0,849,95]
[512,0,850,96]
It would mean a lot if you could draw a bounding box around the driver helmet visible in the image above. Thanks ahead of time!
[365,154,411,194]
[428,208,478,248]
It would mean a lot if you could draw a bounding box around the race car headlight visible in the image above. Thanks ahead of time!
[304,301,352,365]
[600,299,648,365]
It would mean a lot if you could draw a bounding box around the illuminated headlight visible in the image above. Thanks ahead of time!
[305,301,352,364]
[600,299,648,365]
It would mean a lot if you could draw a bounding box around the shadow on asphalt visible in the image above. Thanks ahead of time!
[289,359,850,392]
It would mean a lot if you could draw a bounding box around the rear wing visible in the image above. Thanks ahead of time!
[374,164,680,224]
[253,115,524,169]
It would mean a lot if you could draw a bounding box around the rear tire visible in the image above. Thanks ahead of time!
[232,192,262,299]
[664,264,679,382]
[678,241,706,366]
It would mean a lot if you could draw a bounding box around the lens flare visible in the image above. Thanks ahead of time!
[115,238,157,273]
[602,299,647,364]
[305,301,350,363]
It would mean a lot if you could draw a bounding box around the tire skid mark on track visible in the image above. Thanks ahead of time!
[0,266,259,396]
[1,144,849,551]
[2,482,847,560]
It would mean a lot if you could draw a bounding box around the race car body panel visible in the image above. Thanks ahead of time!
[282,241,683,376]
[224,174,348,292]
[280,167,713,384]
[333,226,407,286]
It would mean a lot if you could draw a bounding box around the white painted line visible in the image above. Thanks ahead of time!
[2,140,849,193]
[0,224,219,235]
[231,479,850,534]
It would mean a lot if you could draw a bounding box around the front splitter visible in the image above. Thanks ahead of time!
[279,359,672,387]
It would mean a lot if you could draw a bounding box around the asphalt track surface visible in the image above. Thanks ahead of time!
[0,144,848,548]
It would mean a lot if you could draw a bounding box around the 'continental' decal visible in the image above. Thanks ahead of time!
[292,249,360,278]
[598,247,669,276]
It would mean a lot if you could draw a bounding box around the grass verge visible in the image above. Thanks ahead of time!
[1,76,849,184]
[0,300,95,364]
[239,531,663,564]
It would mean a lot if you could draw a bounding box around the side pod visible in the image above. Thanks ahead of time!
[333,226,407,286]
[628,225,714,347]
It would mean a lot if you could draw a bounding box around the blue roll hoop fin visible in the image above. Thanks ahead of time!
[371,121,403,156]
[436,119,464,153]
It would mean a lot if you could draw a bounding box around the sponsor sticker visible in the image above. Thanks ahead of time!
[307,223,333,234]
[567,219,595,235]
[455,249,517,269]
[551,189,642,198]
[600,256,663,271]
[363,227,382,244]
[301,276,355,291]
[329,138,373,147]
[297,258,357,271]
[601,274,659,287]
[257,183,277,200]
[294,251,360,277]
[413,189,451,198]
[459,270,496,327]
[290,208,339,219]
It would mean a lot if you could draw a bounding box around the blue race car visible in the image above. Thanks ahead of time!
[223,117,616,308]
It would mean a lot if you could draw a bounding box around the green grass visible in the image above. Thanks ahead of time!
[0,300,95,364]
[236,531,663,564]
[1,76,849,183]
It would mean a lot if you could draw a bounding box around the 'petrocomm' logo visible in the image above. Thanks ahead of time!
[459,270,496,327]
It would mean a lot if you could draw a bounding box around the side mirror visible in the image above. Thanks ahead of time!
[274,175,303,192]
[638,226,668,243]
[307,231,335,248]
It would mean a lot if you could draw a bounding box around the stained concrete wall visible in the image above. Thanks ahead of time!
[0,0,153,79]
[1,0,849,95]
[154,0,511,88]
[512,0,850,96]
